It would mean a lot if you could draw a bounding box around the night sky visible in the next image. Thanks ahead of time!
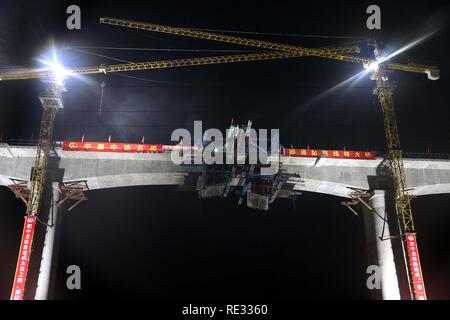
[0,0,449,300]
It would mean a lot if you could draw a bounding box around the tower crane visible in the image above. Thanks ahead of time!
[0,17,439,300]
[96,17,440,300]
[0,36,358,300]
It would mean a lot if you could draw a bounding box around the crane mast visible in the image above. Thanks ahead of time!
[10,80,64,300]
[28,83,64,216]
[372,61,426,299]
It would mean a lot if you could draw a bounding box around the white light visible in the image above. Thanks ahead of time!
[365,61,379,72]
[49,61,69,84]
[362,31,439,78]
[382,32,435,62]
[36,45,72,85]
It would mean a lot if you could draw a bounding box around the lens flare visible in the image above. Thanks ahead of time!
[304,30,439,107]
[36,45,72,84]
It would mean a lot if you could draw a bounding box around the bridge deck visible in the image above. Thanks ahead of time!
[1,145,450,198]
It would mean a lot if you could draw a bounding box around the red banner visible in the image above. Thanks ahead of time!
[63,142,375,160]
[283,148,376,160]
[405,233,427,300]
[63,141,163,153]
[10,216,36,300]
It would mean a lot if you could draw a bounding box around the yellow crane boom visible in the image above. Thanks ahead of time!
[0,49,355,81]
[99,17,439,77]
[99,17,362,57]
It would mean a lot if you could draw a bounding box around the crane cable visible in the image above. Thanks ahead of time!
[181,27,370,40]
[67,47,192,85]
[68,46,261,53]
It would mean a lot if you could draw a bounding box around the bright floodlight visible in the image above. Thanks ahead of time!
[37,45,72,84]
[48,61,69,84]
[302,31,440,107]
[365,61,380,72]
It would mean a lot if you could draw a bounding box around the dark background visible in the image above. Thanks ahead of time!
[0,0,449,300]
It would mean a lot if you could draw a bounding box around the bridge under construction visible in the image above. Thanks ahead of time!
[1,139,449,299]
[0,13,446,300]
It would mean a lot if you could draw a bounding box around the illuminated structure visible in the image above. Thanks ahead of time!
[0,17,440,300]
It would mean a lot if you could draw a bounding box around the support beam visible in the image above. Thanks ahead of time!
[34,182,63,300]
[362,190,401,300]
